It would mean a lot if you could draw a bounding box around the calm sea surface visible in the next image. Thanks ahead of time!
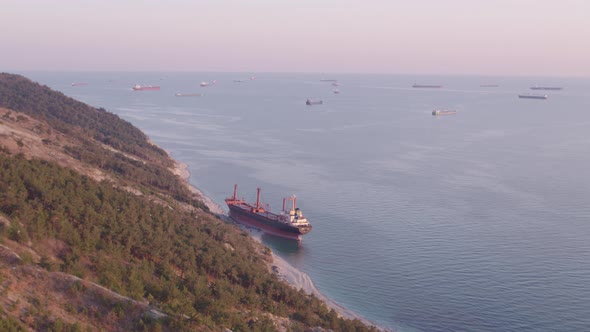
[20,71,590,331]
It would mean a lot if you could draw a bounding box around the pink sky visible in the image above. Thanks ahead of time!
[2,0,589,76]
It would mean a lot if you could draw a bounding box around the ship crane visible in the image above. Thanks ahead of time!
[282,195,297,213]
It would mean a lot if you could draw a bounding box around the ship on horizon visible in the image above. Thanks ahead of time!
[519,93,548,100]
[132,84,160,91]
[174,93,202,97]
[432,109,457,116]
[306,99,323,105]
[225,185,312,240]
[530,86,563,91]
[412,83,443,88]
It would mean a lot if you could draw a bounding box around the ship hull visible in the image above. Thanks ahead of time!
[227,204,311,240]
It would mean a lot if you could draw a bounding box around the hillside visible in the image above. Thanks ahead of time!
[0,73,379,331]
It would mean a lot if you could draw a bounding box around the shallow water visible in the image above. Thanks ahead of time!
[22,71,590,331]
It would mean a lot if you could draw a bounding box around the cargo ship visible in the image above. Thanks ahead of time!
[71,82,88,87]
[306,99,323,105]
[432,109,457,116]
[530,86,563,91]
[518,93,548,100]
[225,185,312,240]
[412,84,442,88]
[132,84,160,91]
[174,93,202,97]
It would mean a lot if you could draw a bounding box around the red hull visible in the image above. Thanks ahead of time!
[228,210,303,241]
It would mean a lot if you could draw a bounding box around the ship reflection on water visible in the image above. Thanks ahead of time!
[261,232,302,254]
[228,212,304,254]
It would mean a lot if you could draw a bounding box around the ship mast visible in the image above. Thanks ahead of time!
[256,188,261,209]
[233,184,238,200]
[252,187,265,213]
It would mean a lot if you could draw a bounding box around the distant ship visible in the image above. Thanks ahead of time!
[306,99,323,105]
[412,84,443,88]
[132,84,160,91]
[71,82,88,87]
[331,82,339,87]
[200,81,210,87]
[519,93,548,100]
[225,185,312,240]
[530,86,563,91]
[333,89,340,94]
[432,109,457,116]
[174,93,202,97]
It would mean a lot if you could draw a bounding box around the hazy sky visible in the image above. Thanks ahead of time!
[2,0,589,76]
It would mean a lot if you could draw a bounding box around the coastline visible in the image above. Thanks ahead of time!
[172,159,388,331]
[171,160,224,215]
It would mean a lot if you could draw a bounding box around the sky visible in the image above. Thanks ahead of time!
[1,0,589,77]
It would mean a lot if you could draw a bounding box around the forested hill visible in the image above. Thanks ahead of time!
[0,73,378,332]
[0,73,166,163]
[0,73,204,209]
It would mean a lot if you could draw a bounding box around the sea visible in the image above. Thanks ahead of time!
[17,71,590,332]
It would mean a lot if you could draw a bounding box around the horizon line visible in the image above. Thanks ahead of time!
[4,69,588,79]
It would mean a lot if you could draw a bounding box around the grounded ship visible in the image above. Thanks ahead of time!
[132,84,160,91]
[225,185,312,240]
[519,93,548,100]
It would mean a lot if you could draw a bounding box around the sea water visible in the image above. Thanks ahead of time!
[20,71,590,332]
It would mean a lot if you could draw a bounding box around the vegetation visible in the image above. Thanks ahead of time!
[0,72,206,211]
[0,73,379,331]
[0,73,166,164]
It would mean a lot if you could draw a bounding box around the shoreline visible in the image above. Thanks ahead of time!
[171,160,224,215]
[173,159,388,331]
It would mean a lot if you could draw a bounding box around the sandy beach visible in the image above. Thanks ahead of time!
[173,159,386,330]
